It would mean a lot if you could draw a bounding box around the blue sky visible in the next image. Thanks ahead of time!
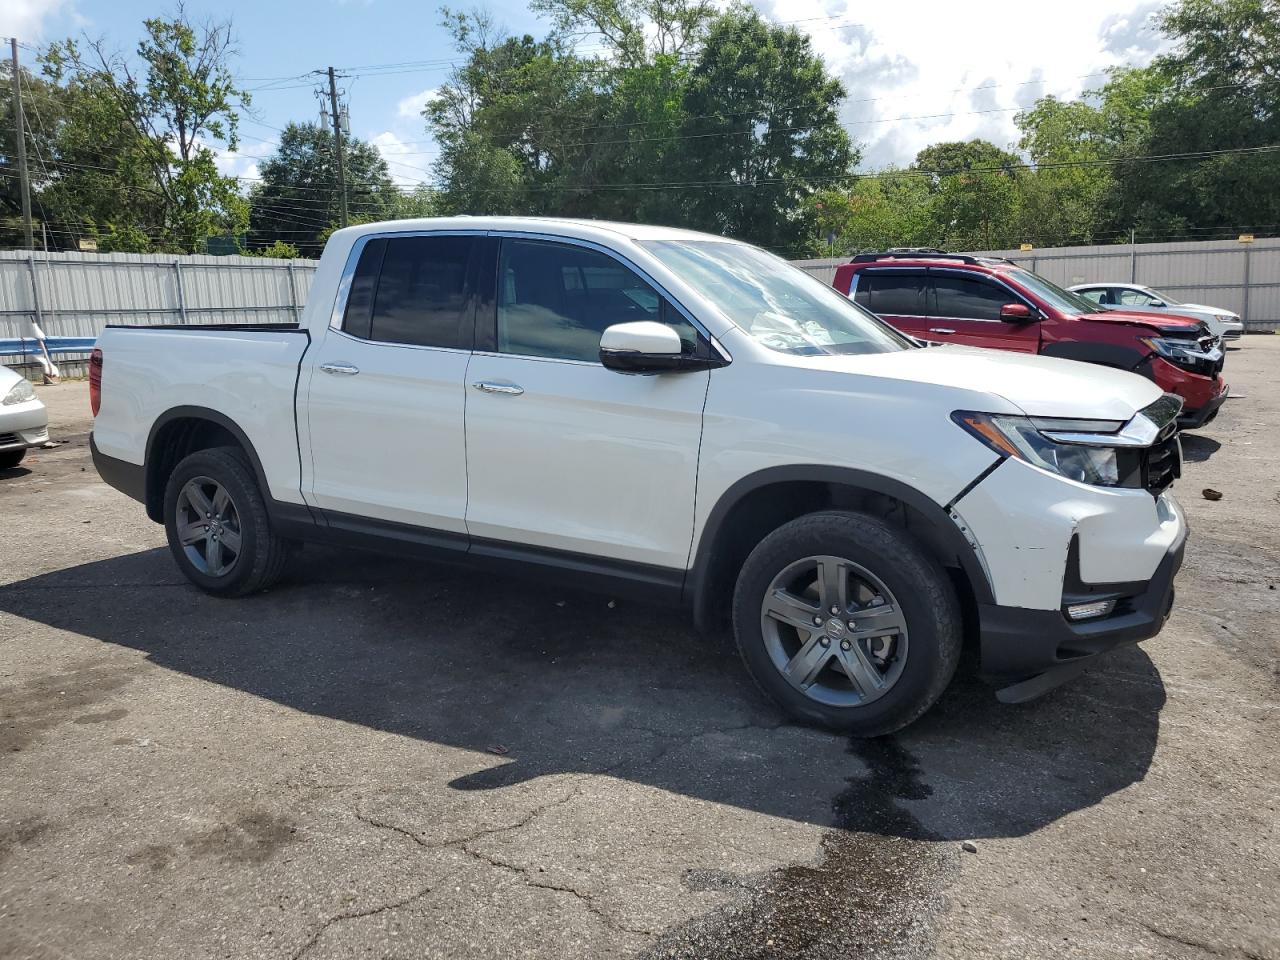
[5,0,1172,188]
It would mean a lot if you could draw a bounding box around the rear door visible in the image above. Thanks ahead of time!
[925,269,1041,352]
[850,269,933,340]
[302,232,478,535]
[462,235,710,573]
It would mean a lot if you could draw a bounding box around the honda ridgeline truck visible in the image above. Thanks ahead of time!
[90,218,1187,734]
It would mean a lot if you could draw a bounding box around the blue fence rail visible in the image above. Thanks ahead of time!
[0,336,98,357]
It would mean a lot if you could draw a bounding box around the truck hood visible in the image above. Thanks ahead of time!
[800,344,1162,422]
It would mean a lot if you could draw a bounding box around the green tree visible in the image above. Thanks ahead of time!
[1113,0,1280,237]
[39,8,249,252]
[908,140,1021,250]
[804,171,934,255]
[1015,67,1169,245]
[247,123,400,256]
[674,7,856,253]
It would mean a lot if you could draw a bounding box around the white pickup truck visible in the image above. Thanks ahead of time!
[91,217,1187,734]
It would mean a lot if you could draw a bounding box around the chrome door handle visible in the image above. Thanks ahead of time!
[928,328,956,335]
[472,381,524,396]
[320,362,360,376]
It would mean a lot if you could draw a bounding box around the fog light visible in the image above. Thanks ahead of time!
[1065,598,1117,621]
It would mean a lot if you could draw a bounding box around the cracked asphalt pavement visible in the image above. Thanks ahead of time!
[2,339,1279,960]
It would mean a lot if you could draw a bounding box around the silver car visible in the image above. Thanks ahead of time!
[0,366,50,469]
[1069,282,1245,342]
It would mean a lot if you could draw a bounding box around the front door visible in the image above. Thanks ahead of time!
[303,233,477,534]
[463,237,710,573]
[925,270,1041,352]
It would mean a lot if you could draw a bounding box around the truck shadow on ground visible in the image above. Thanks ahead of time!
[0,544,1166,841]
[1180,434,1222,464]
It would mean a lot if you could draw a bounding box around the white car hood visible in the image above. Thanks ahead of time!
[1178,302,1233,317]
[797,344,1162,422]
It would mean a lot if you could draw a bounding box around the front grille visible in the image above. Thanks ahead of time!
[1141,423,1181,495]
[0,433,18,446]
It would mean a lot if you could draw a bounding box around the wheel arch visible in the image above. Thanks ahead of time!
[143,406,272,523]
[685,466,994,633]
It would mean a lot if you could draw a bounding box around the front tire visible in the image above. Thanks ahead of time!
[163,447,290,597]
[732,510,961,736]
[0,448,27,469]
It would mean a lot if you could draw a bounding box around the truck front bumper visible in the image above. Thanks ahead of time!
[952,456,1188,701]
[977,531,1185,701]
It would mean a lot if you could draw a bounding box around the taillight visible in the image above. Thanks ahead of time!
[89,347,103,416]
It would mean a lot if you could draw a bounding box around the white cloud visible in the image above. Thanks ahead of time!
[766,0,1172,168]
[371,130,435,187]
[1,0,71,41]
[210,137,278,185]
[396,87,439,121]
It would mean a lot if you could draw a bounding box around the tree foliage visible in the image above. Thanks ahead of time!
[39,6,249,252]
[425,2,856,252]
[247,123,401,256]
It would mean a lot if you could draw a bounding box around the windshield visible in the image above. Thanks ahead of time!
[1144,286,1181,305]
[1006,267,1104,315]
[640,240,912,356]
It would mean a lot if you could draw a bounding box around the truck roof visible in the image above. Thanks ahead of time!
[328,216,747,247]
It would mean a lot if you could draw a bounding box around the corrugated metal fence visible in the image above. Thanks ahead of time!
[792,237,1280,333]
[0,250,318,376]
[3,237,1275,378]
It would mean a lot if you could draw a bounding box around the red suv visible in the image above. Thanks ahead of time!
[833,253,1228,428]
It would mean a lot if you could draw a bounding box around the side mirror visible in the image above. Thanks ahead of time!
[600,321,716,373]
[1000,303,1034,321]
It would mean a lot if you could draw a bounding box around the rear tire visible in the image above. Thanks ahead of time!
[163,446,290,597]
[732,510,961,736]
[0,448,27,469]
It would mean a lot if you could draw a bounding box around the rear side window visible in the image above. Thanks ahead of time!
[369,236,474,348]
[1077,288,1109,305]
[933,275,1016,321]
[497,239,687,361]
[856,272,929,316]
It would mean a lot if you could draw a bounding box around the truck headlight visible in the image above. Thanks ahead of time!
[952,412,1121,486]
[2,379,36,405]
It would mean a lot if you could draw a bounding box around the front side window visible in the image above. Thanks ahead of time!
[1118,288,1162,307]
[497,239,692,361]
[932,274,1018,321]
[640,239,910,356]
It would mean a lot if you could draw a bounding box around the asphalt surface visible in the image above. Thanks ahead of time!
[1,341,1278,960]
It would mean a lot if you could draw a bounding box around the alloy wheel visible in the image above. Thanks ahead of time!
[175,475,243,578]
[759,554,909,707]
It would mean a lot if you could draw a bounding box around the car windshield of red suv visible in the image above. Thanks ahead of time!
[1006,268,1108,315]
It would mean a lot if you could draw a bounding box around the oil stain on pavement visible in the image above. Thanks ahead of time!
[642,737,954,960]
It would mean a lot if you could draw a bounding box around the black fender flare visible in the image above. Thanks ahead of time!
[684,464,996,628]
[143,405,275,522]
[1040,340,1149,372]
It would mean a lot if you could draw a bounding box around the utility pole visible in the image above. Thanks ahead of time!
[9,38,34,250]
[326,67,349,229]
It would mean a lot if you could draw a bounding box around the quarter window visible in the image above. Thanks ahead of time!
[933,275,1018,321]
[497,239,692,361]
